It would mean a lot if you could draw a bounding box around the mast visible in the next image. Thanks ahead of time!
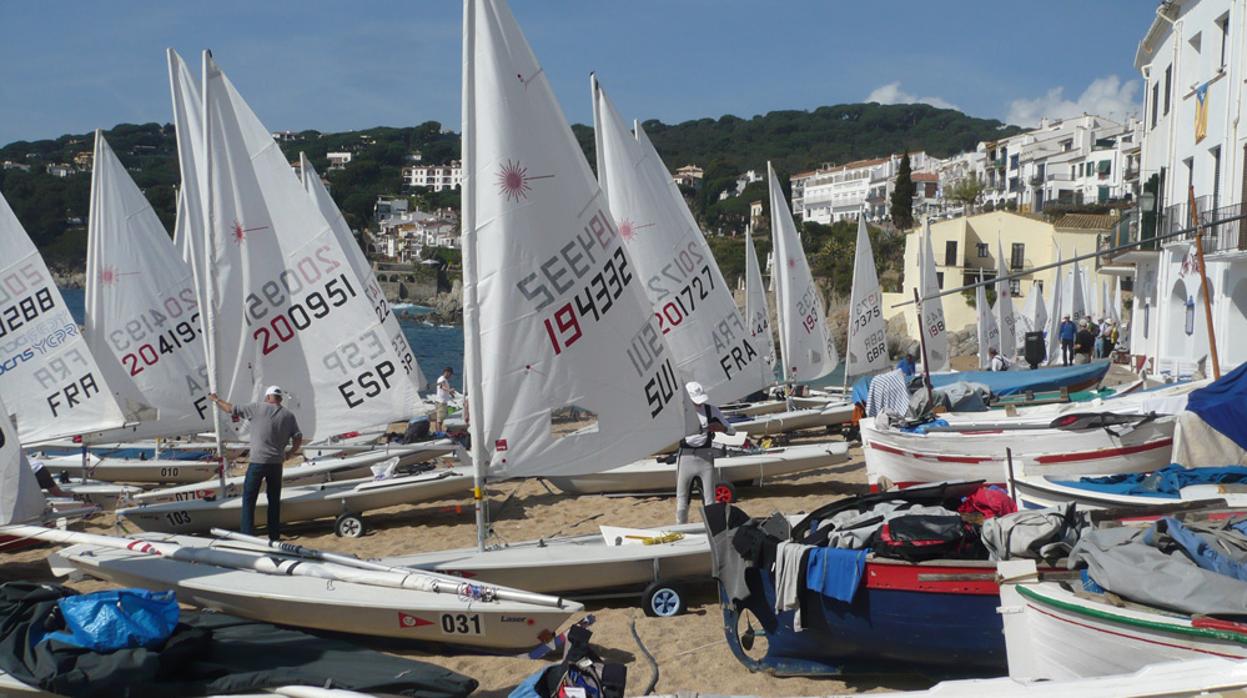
[911,289,934,405]
[1187,185,1222,379]
[200,51,227,493]
[461,0,488,551]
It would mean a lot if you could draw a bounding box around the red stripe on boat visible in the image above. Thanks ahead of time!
[1034,438,1173,465]
[1029,603,1247,658]
[864,561,1001,595]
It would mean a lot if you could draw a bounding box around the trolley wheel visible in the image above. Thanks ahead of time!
[334,513,367,538]
[642,580,687,618]
[713,481,737,504]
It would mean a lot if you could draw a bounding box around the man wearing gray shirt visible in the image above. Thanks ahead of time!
[208,385,303,540]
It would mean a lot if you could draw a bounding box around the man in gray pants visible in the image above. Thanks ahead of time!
[208,385,302,540]
[676,381,735,524]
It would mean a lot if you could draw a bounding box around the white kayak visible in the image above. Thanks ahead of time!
[35,455,219,484]
[117,466,473,535]
[44,533,581,651]
[130,442,458,505]
[386,523,712,597]
[547,442,851,495]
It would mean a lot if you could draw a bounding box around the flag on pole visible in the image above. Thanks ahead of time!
[1194,82,1210,144]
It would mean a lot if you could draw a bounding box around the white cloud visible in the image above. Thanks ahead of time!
[1006,75,1142,127]
[866,81,958,110]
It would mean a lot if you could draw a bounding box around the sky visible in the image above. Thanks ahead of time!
[0,1,1158,147]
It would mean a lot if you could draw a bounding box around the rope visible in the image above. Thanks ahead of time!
[629,618,659,695]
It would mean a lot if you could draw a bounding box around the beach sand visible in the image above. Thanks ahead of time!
[2,436,948,696]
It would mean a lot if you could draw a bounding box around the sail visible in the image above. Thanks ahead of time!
[976,271,999,368]
[198,53,421,441]
[0,192,127,443]
[994,239,1017,357]
[300,154,427,392]
[0,394,44,526]
[83,132,213,442]
[461,0,693,479]
[846,217,887,379]
[917,219,950,371]
[1111,276,1123,324]
[167,49,206,264]
[1070,253,1087,321]
[1045,248,1065,365]
[767,162,837,383]
[591,78,765,402]
[1017,281,1048,340]
[744,227,776,378]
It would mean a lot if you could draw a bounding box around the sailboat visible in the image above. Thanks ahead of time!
[114,51,472,536]
[977,270,1000,369]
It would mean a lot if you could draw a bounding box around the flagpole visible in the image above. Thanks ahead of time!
[1187,185,1221,379]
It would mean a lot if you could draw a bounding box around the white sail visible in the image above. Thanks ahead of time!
[1111,276,1123,324]
[994,239,1017,357]
[461,0,693,480]
[767,162,837,384]
[0,394,45,525]
[744,227,776,378]
[591,78,765,402]
[167,49,206,264]
[1018,281,1048,340]
[1046,248,1066,365]
[846,217,887,379]
[300,154,427,392]
[917,218,950,372]
[83,132,214,442]
[0,192,127,443]
[1070,252,1087,322]
[198,53,421,441]
[976,271,999,368]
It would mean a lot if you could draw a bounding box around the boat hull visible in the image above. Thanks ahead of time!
[38,457,220,484]
[547,442,850,495]
[117,467,473,534]
[863,416,1175,489]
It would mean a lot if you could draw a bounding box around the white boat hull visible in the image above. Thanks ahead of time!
[547,442,850,495]
[59,480,142,511]
[1012,473,1247,511]
[385,524,711,595]
[117,467,473,534]
[38,456,220,484]
[730,402,853,436]
[863,416,1175,489]
[50,536,580,650]
[999,572,1247,680]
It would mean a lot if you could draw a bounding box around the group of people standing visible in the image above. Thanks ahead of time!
[1057,315,1121,366]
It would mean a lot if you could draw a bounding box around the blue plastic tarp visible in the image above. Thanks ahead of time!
[1146,517,1247,582]
[1058,463,1247,498]
[852,360,1110,404]
[805,547,868,603]
[40,589,179,652]
[1185,362,1247,451]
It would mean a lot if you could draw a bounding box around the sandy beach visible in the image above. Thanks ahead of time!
[0,436,947,697]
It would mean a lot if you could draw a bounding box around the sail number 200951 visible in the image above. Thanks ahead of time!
[246,246,356,355]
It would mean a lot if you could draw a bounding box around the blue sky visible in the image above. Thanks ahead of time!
[0,1,1156,146]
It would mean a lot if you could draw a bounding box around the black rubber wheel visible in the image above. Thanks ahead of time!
[642,580,687,618]
[714,481,737,504]
[334,513,367,538]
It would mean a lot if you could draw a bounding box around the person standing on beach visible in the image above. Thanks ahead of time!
[676,381,734,524]
[208,386,302,541]
[1073,320,1095,365]
[432,367,458,434]
[1058,315,1077,366]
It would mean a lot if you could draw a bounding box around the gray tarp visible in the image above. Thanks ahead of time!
[982,504,1083,562]
[1069,524,1247,617]
[907,381,992,423]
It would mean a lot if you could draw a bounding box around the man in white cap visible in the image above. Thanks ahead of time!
[675,381,735,524]
[208,386,303,540]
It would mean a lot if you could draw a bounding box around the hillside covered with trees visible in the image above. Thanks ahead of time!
[0,102,1018,270]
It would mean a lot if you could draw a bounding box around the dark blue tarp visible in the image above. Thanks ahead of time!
[851,360,1110,405]
[1057,463,1247,498]
[1185,361,1247,451]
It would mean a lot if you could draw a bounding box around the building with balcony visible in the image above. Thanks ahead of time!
[672,164,704,189]
[791,152,936,225]
[1126,0,1247,377]
[881,211,1118,345]
[402,161,462,191]
[326,151,353,170]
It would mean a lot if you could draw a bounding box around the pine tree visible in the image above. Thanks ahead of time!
[890,152,915,230]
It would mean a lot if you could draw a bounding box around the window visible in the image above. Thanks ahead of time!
[1163,65,1172,116]
[1009,154,1019,170]
[944,241,958,266]
[1098,186,1110,203]
[1219,15,1230,69]
[1010,243,1024,270]
[976,243,989,258]
[936,272,944,288]
[1151,81,1159,128]
[1009,279,1021,296]
[1098,160,1111,177]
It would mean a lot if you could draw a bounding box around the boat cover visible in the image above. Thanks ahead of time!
[1069,517,1247,616]
[1057,463,1247,498]
[1173,363,1247,467]
[0,582,476,698]
[851,359,1110,404]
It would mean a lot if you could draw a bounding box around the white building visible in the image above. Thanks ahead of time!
[791,152,936,225]
[403,161,462,191]
[718,169,764,200]
[326,151,353,170]
[1122,0,1247,377]
[45,163,73,178]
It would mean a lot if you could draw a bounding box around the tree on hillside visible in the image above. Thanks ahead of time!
[947,173,986,214]
[890,152,915,230]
